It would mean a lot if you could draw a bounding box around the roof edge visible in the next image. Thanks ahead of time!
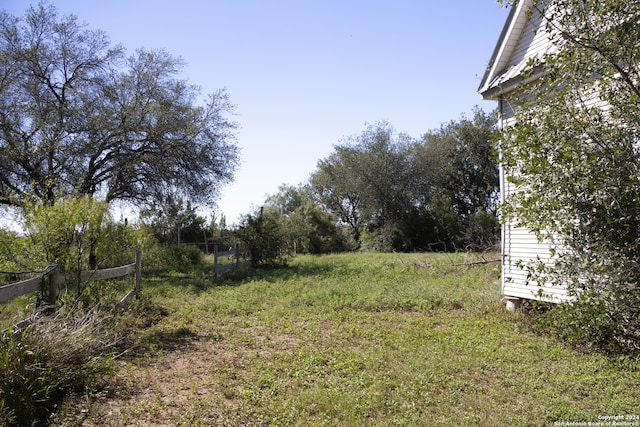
[478,0,533,96]
[480,67,548,100]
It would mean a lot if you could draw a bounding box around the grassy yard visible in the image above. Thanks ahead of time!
[50,252,639,426]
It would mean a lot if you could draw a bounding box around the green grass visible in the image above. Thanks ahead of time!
[47,252,640,426]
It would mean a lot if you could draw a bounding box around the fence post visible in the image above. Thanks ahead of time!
[48,271,61,305]
[135,250,142,293]
[213,244,219,279]
[235,243,240,268]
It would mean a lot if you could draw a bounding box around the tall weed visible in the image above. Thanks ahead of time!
[0,307,119,426]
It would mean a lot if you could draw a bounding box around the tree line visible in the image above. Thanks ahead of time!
[237,108,500,263]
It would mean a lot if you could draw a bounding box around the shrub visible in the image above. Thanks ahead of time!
[143,244,204,272]
[236,208,290,268]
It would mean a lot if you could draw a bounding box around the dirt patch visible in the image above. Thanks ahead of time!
[51,321,301,426]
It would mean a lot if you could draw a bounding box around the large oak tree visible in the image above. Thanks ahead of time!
[0,3,238,209]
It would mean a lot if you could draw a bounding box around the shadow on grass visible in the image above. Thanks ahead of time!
[214,260,337,287]
[128,326,200,358]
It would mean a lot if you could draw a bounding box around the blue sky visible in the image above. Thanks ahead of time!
[3,0,509,225]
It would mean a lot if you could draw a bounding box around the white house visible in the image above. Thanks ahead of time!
[478,0,569,309]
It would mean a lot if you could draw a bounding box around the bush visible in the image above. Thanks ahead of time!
[143,244,204,272]
[236,208,290,268]
[534,284,640,355]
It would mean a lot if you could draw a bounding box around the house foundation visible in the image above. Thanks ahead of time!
[501,296,522,312]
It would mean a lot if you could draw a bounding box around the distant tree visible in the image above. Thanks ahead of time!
[287,202,351,254]
[416,108,499,249]
[312,115,498,251]
[311,147,364,245]
[263,184,351,254]
[311,121,415,250]
[344,122,415,230]
[206,211,233,242]
[0,3,238,209]
[140,194,206,245]
[419,108,499,217]
[264,184,308,216]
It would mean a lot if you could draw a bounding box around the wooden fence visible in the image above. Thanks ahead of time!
[0,250,142,307]
[213,244,250,279]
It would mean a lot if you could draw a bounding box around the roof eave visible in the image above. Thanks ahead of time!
[478,4,520,94]
[480,67,549,100]
[478,0,535,96]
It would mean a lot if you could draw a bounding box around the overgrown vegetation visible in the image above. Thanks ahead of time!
[236,109,500,257]
[0,195,167,426]
[310,110,500,252]
[0,308,118,426]
[34,253,640,426]
[0,243,206,426]
[500,0,640,354]
[0,198,148,280]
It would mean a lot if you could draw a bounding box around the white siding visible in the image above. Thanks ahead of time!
[484,0,606,304]
[505,5,553,71]
[499,93,569,303]
[485,0,557,91]
[497,60,610,303]
[501,179,570,303]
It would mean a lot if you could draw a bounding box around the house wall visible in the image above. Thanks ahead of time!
[482,0,575,304]
[499,74,569,304]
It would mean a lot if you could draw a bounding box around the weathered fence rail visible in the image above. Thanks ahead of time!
[0,250,142,306]
[0,274,43,304]
[213,244,250,279]
[1,251,142,340]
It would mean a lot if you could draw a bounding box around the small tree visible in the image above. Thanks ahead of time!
[21,196,147,298]
[236,207,290,268]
